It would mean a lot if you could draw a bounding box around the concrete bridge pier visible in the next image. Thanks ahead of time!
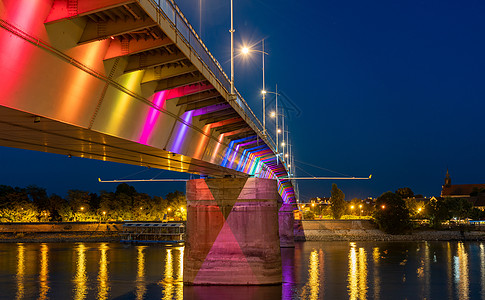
[184,178,282,285]
[278,203,295,248]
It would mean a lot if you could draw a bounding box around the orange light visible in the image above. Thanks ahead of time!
[381,205,386,209]
[350,205,355,209]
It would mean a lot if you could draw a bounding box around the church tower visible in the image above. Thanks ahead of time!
[444,169,451,187]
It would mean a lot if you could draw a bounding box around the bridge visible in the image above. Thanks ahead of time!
[0,0,296,285]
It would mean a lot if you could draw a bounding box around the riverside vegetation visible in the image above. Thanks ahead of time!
[0,183,186,222]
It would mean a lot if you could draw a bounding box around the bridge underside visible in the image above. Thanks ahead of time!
[0,105,247,177]
[0,0,295,202]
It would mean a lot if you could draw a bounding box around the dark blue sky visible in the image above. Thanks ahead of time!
[1,0,485,201]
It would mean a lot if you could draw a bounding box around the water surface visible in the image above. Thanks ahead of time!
[0,241,484,299]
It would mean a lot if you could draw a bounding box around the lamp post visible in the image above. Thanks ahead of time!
[230,0,235,95]
[241,40,269,136]
[267,85,282,164]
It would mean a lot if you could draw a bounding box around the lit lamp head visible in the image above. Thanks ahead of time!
[270,111,276,118]
[241,47,250,55]
[261,90,267,95]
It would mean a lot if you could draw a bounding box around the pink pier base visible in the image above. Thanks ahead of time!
[278,203,295,248]
[184,178,282,285]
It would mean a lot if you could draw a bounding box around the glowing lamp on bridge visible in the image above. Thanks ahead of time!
[270,111,276,118]
[381,205,386,209]
[241,47,250,55]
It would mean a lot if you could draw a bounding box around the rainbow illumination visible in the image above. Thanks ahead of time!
[0,0,296,204]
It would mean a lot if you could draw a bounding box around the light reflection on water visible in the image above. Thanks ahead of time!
[481,244,485,298]
[299,249,321,299]
[136,246,147,300]
[372,247,380,300]
[15,243,24,300]
[3,241,485,299]
[73,243,87,300]
[97,243,109,300]
[455,242,470,300]
[347,242,367,300]
[39,243,49,300]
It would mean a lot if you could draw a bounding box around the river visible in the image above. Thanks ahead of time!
[0,241,484,299]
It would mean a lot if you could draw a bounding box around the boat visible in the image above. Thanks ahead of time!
[120,222,185,245]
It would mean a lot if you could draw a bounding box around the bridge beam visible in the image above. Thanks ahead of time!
[105,37,174,60]
[79,17,156,44]
[184,178,282,285]
[153,74,205,92]
[125,51,186,73]
[139,63,198,80]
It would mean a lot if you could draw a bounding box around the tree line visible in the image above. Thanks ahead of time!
[327,184,485,234]
[0,183,186,222]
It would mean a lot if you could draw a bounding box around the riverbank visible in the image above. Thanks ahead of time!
[0,232,120,243]
[0,222,122,243]
[296,220,485,241]
[2,220,485,243]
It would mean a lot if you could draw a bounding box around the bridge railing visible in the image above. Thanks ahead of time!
[148,0,279,153]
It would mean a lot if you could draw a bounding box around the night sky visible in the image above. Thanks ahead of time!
[1,0,485,201]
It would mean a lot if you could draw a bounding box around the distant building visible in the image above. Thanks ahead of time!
[441,170,485,198]
[440,170,485,210]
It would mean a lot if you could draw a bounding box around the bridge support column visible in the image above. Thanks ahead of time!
[184,178,282,285]
[279,203,295,248]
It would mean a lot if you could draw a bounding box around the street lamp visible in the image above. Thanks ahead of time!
[267,85,282,164]
[230,0,235,95]
[241,39,269,136]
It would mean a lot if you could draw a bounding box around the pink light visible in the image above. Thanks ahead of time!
[139,87,191,145]
[139,91,168,144]
[0,0,49,106]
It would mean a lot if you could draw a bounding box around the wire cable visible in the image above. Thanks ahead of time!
[295,159,352,177]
